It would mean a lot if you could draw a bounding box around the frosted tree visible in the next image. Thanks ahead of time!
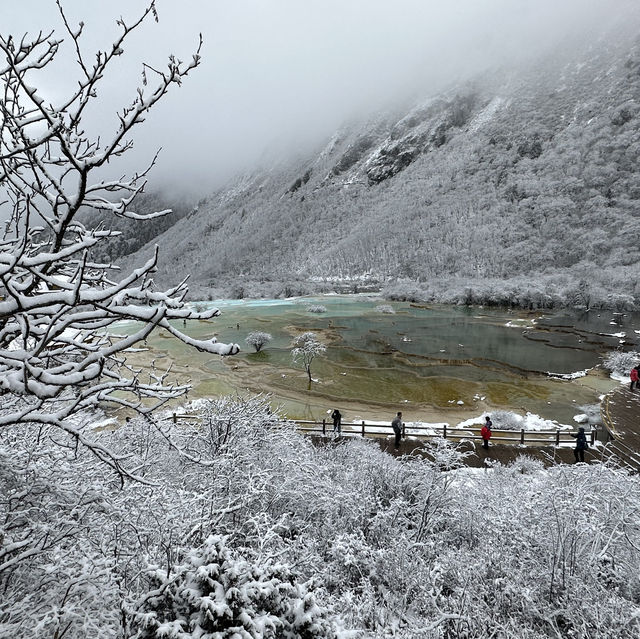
[130,535,337,639]
[291,331,326,384]
[245,330,272,352]
[0,1,238,475]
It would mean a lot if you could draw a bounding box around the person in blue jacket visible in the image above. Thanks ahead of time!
[571,427,589,463]
[331,409,342,436]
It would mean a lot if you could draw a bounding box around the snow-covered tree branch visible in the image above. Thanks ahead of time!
[0,2,239,443]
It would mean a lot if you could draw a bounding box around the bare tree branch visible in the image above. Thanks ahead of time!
[0,2,239,474]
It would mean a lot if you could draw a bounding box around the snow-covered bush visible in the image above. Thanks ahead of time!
[131,536,337,639]
[4,398,640,637]
[506,454,545,475]
[576,404,603,426]
[375,304,395,314]
[0,426,124,638]
[426,437,472,471]
[307,304,327,313]
[245,331,272,352]
[487,409,523,430]
[602,350,640,377]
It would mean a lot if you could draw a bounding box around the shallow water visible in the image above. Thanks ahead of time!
[125,296,638,425]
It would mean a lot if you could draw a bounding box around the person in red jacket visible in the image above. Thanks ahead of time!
[481,415,492,449]
[630,366,639,391]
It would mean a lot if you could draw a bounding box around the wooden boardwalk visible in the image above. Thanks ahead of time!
[171,396,640,470]
[601,386,640,471]
[293,418,596,448]
[292,418,607,468]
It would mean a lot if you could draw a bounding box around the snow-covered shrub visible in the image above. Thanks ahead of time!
[602,350,640,377]
[426,437,472,471]
[131,535,337,639]
[575,404,603,426]
[245,331,272,352]
[488,410,523,431]
[307,304,327,313]
[375,304,395,314]
[507,454,544,475]
[151,396,287,467]
[5,397,640,638]
[0,426,123,639]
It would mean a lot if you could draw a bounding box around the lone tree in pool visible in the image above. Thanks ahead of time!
[0,2,239,478]
[245,331,272,352]
[292,332,326,386]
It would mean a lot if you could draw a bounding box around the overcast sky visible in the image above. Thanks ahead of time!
[1,0,638,197]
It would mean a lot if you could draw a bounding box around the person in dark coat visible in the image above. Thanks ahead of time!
[571,426,589,462]
[480,416,492,450]
[392,411,403,449]
[331,409,342,436]
[630,365,639,391]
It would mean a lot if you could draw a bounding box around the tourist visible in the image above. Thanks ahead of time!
[392,411,403,449]
[481,416,492,450]
[571,426,589,463]
[331,408,342,436]
[630,365,639,391]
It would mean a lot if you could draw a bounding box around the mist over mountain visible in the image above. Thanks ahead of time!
[111,27,640,308]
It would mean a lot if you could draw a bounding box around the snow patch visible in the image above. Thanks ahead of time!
[467,96,508,133]
[610,371,630,384]
[457,411,572,431]
[547,369,588,380]
[505,319,536,329]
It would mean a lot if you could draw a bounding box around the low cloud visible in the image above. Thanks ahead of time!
[2,0,638,197]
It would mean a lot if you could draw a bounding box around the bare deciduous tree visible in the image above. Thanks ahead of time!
[291,331,325,385]
[0,1,238,474]
[245,331,272,352]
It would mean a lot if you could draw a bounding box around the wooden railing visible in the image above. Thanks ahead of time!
[599,391,640,472]
[170,413,597,448]
[293,418,597,447]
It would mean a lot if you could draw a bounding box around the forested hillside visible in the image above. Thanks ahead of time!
[122,30,640,307]
[81,192,194,264]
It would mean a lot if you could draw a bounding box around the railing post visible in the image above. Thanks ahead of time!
[443,424,447,439]
[322,418,326,436]
[402,422,406,439]
[555,430,560,446]
[590,428,596,446]
[361,420,365,437]
[520,428,525,445]
[172,413,177,424]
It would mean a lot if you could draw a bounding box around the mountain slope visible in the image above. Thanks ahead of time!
[122,32,640,304]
